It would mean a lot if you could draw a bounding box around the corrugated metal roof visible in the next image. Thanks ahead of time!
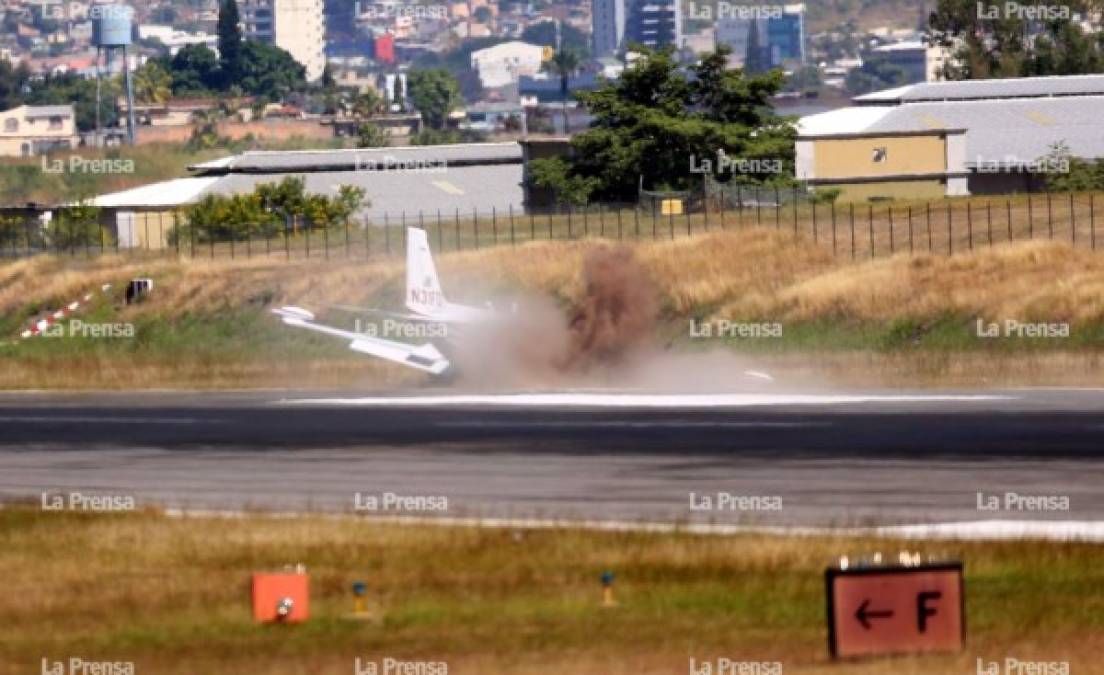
[854,74,1104,104]
[89,166,525,218]
[800,95,1104,164]
[188,143,523,174]
[212,164,525,218]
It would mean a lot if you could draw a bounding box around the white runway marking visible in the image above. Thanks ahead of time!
[155,509,1104,543]
[435,420,832,429]
[279,392,1012,408]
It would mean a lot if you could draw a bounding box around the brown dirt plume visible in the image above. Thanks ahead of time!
[563,245,658,371]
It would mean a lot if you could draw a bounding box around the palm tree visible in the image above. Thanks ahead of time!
[133,61,172,105]
[547,49,581,135]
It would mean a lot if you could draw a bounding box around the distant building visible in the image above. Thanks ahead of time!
[239,0,326,81]
[592,0,681,56]
[86,144,528,247]
[796,75,1104,201]
[869,40,951,84]
[625,0,681,50]
[470,41,545,89]
[372,31,395,65]
[716,3,805,68]
[0,104,79,157]
[592,0,625,58]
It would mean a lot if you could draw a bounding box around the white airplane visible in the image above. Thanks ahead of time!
[272,228,493,376]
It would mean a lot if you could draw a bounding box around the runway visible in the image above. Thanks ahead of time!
[1,388,1103,529]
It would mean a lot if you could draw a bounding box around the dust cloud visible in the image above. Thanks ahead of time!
[448,245,776,391]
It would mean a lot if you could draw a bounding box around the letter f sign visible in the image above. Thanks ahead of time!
[917,591,942,632]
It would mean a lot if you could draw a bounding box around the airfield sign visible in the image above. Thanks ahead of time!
[826,561,964,658]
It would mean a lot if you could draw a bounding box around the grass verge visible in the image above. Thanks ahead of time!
[0,506,1101,674]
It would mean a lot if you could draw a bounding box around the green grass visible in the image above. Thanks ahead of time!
[0,507,1101,674]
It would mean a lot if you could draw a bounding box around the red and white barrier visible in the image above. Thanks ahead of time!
[19,284,111,339]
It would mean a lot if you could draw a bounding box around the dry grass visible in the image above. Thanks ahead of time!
[0,507,1101,674]
[4,229,1104,389]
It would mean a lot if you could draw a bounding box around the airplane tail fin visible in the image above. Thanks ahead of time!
[405,227,447,316]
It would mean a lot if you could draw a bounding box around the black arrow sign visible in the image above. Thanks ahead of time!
[855,598,894,629]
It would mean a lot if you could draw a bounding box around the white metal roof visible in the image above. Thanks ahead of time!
[89,177,221,208]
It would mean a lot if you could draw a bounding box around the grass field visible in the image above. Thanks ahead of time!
[0,506,1100,674]
[3,228,1104,389]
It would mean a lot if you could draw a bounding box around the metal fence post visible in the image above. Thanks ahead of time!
[966,203,973,251]
[791,186,798,238]
[1047,192,1053,239]
[986,202,992,247]
[947,202,953,256]
[926,202,932,253]
[888,206,894,253]
[868,205,874,259]
[907,206,913,254]
[849,203,855,260]
[1092,194,1097,251]
[1070,192,1076,245]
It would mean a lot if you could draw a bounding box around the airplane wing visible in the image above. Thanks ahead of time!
[272,306,450,375]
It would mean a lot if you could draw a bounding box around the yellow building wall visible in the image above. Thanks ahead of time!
[813,136,947,180]
[824,179,947,203]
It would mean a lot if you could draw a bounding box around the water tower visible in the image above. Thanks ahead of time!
[92,3,137,145]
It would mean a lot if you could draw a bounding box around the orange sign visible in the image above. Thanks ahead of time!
[826,562,964,658]
[252,572,310,623]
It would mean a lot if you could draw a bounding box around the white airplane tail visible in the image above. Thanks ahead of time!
[406,227,447,317]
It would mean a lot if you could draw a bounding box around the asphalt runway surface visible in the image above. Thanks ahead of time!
[1,388,1103,528]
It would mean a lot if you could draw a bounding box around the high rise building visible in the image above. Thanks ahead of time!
[592,0,681,57]
[626,0,682,50]
[592,0,625,58]
[239,0,327,81]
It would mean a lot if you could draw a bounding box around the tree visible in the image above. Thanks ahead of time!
[235,41,307,98]
[133,61,173,104]
[0,59,30,110]
[522,20,590,58]
[357,122,389,148]
[217,0,243,83]
[167,45,220,94]
[929,0,1104,79]
[529,46,794,204]
[743,19,768,74]
[546,49,581,134]
[392,76,404,110]
[351,90,383,118]
[407,69,462,130]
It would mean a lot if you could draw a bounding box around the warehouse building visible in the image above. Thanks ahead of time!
[87,144,525,248]
[796,75,1104,201]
